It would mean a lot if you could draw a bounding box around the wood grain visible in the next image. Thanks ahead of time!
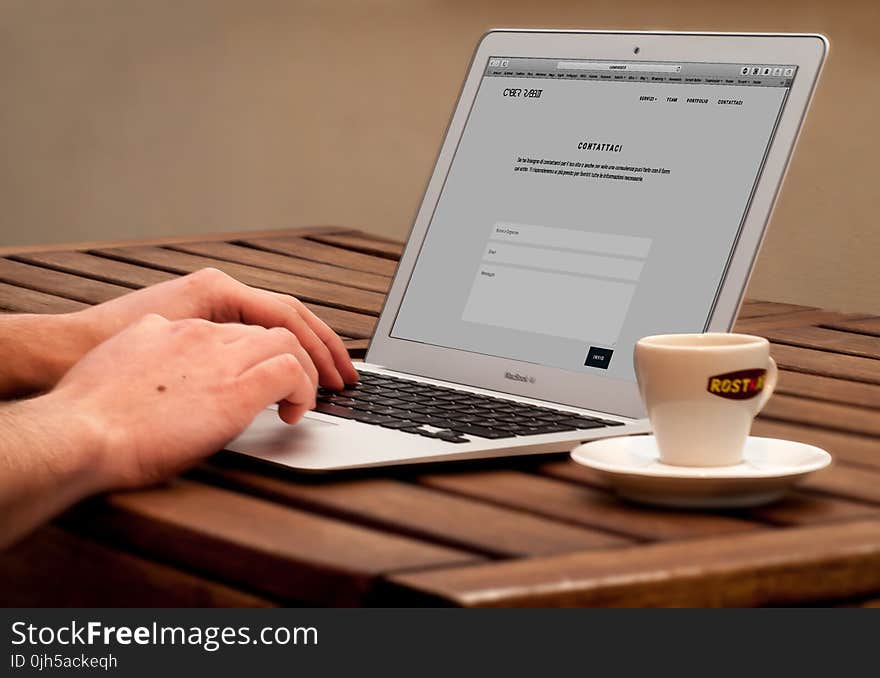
[800,465,880,506]
[65,479,480,605]
[538,457,880,527]
[770,343,880,384]
[0,526,275,607]
[0,225,347,257]
[751,418,880,471]
[0,257,131,304]
[417,469,760,541]
[385,519,880,607]
[774,369,880,409]
[745,491,880,527]
[765,326,880,360]
[17,248,377,337]
[308,232,404,260]
[14,250,179,288]
[822,317,880,338]
[243,236,398,277]
[736,301,816,319]
[92,246,385,315]
[194,463,629,557]
[169,241,391,293]
[759,393,880,437]
[0,281,86,313]
[733,311,862,334]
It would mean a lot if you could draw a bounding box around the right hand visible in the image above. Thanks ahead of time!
[46,313,317,490]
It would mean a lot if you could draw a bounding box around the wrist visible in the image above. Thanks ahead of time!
[0,312,98,397]
[20,391,110,497]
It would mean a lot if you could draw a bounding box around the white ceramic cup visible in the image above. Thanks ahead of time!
[634,333,778,467]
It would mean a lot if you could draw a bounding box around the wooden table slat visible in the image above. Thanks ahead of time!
[16,249,377,338]
[92,246,385,315]
[0,257,131,305]
[385,519,880,607]
[0,526,274,607]
[0,225,348,257]
[765,326,880,360]
[168,241,391,293]
[307,233,404,260]
[535,459,880,529]
[745,491,880,526]
[733,310,865,334]
[774,369,880,409]
[750,419,880,473]
[242,237,398,277]
[194,463,630,558]
[417,469,762,541]
[801,464,880,505]
[15,250,183,289]
[65,479,481,605]
[0,280,87,313]
[735,301,817,319]
[770,343,880,385]
[822,317,880,338]
[759,393,880,437]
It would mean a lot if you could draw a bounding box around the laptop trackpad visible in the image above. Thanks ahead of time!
[227,409,338,458]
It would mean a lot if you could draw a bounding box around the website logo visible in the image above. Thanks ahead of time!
[707,368,766,400]
[505,371,536,384]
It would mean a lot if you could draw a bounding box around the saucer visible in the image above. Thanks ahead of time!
[570,435,831,509]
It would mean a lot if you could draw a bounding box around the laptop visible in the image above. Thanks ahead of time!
[228,30,827,470]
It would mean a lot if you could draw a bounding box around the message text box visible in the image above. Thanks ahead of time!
[462,264,635,345]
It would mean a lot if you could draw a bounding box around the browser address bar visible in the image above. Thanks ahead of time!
[556,61,682,73]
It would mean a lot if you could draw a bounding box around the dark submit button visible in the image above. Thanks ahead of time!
[585,346,614,370]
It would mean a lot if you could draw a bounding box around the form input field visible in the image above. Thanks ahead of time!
[462,265,635,345]
[491,221,651,259]
[483,242,644,281]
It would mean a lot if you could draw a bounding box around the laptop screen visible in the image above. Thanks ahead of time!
[390,57,797,382]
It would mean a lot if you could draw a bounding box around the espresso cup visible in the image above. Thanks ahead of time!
[633,333,778,467]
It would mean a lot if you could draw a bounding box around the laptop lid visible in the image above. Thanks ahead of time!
[367,30,827,419]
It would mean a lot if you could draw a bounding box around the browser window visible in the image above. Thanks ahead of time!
[391,57,797,382]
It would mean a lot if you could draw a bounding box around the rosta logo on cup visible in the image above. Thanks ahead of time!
[707,368,766,400]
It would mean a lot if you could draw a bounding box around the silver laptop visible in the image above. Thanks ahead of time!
[229,30,827,470]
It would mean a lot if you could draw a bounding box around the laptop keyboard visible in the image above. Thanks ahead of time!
[314,371,624,443]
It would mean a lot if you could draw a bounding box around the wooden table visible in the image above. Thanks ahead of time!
[1,226,879,607]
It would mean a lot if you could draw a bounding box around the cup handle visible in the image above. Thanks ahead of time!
[753,356,778,414]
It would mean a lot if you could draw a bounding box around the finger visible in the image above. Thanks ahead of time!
[229,327,318,392]
[236,353,314,420]
[278,399,311,426]
[274,293,359,385]
[230,286,346,389]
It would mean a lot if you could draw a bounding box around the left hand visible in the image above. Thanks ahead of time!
[67,267,359,390]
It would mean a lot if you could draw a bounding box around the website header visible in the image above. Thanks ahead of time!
[485,57,796,88]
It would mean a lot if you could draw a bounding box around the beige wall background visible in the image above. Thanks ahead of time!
[0,0,878,312]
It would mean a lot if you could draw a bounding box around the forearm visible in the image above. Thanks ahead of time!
[0,313,96,398]
[0,395,105,548]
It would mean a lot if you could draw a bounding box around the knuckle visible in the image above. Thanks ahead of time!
[138,312,167,326]
[174,317,213,337]
[281,352,303,376]
[269,326,301,349]
[189,267,232,293]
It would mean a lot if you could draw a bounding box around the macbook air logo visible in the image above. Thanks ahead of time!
[505,371,535,384]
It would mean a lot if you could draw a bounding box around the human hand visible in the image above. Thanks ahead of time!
[46,314,316,489]
[68,267,358,389]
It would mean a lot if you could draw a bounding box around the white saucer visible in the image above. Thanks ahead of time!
[570,435,831,509]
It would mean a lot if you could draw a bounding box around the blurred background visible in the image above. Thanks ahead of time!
[0,1,877,312]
